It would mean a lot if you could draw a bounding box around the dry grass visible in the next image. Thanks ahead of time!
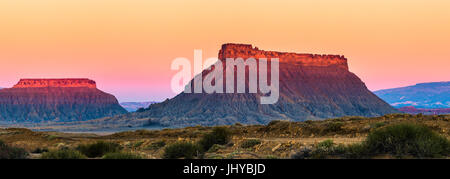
[1,114,449,159]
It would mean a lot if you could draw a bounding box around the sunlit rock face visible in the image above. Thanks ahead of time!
[112,44,398,127]
[13,79,97,88]
[0,79,127,122]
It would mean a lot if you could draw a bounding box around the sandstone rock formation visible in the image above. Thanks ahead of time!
[13,79,97,88]
[114,43,398,127]
[0,79,127,122]
[218,44,349,70]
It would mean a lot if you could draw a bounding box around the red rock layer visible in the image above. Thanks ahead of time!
[218,43,348,70]
[13,79,96,88]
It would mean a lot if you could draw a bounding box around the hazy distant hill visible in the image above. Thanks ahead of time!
[374,82,450,109]
[398,106,450,115]
[120,102,157,112]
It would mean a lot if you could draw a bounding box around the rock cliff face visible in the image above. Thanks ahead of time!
[218,44,349,70]
[0,79,127,122]
[116,43,397,127]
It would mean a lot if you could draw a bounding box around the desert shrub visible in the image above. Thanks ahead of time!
[309,141,369,159]
[133,141,145,148]
[102,152,143,159]
[207,144,225,153]
[0,140,28,159]
[163,142,202,159]
[317,139,334,149]
[41,149,87,159]
[77,141,121,158]
[309,124,450,158]
[319,143,369,159]
[370,122,386,129]
[325,122,344,133]
[145,140,166,150]
[364,123,450,158]
[340,143,368,159]
[297,123,450,159]
[198,127,232,151]
[310,140,336,159]
[240,139,262,148]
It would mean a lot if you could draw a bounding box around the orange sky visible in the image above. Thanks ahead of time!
[1,0,449,101]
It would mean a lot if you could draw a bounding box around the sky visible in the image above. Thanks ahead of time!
[0,0,449,102]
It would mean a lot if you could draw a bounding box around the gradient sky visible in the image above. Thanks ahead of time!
[1,0,449,102]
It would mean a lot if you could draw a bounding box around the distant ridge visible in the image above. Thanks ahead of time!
[398,106,450,115]
[374,81,450,108]
[120,101,157,112]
